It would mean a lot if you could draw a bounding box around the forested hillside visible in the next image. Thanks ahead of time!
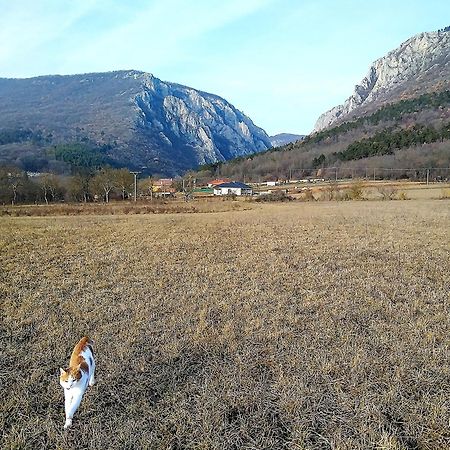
[0,71,270,176]
[195,90,450,181]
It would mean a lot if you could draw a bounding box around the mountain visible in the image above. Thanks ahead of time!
[314,27,450,131]
[269,133,305,147]
[196,26,450,182]
[0,70,271,175]
[200,89,450,183]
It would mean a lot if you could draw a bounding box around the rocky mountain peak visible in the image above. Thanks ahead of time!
[313,27,450,131]
[0,70,271,175]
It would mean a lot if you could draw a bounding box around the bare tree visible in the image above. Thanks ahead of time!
[182,175,196,202]
[39,175,50,204]
[7,168,24,205]
[91,168,117,203]
[68,174,91,202]
[115,169,134,200]
[138,177,155,200]
[38,174,63,204]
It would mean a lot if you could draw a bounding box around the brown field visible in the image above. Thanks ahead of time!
[1,199,449,449]
[0,197,252,217]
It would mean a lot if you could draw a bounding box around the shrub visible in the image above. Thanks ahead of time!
[224,193,237,201]
[254,190,293,202]
[378,185,398,200]
[298,188,316,202]
[347,181,365,200]
[323,182,339,201]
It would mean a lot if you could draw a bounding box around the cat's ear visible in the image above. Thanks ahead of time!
[59,368,66,375]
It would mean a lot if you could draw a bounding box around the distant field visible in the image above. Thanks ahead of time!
[281,181,450,201]
[1,200,449,449]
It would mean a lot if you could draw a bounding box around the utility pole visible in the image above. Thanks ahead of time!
[426,168,430,185]
[130,171,141,202]
[335,167,338,182]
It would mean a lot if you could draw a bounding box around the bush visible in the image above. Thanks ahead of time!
[298,188,316,202]
[377,185,398,200]
[347,181,365,200]
[225,192,237,201]
[254,190,293,202]
[322,182,339,201]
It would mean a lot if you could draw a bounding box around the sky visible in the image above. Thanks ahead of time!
[0,0,449,135]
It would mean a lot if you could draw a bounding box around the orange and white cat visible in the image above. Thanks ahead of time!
[59,336,95,429]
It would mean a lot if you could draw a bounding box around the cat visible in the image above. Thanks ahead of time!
[59,336,96,429]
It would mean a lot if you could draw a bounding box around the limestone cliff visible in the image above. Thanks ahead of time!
[314,27,450,131]
[0,70,270,175]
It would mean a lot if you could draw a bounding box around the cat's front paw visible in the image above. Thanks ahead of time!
[89,378,96,386]
[64,419,72,429]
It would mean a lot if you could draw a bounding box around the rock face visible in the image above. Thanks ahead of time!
[314,27,450,131]
[269,133,305,147]
[0,70,271,174]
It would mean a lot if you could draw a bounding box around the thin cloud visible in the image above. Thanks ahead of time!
[0,1,95,69]
[59,0,273,74]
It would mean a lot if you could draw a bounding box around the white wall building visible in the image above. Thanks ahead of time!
[213,181,253,196]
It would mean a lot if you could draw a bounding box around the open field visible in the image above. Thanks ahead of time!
[1,181,449,218]
[0,197,252,217]
[1,200,449,449]
[260,181,450,201]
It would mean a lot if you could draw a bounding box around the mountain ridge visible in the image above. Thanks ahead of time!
[313,27,450,131]
[0,70,271,175]
[269,133,305,147]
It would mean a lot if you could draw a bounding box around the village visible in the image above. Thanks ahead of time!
[134,172,446,203]
[145,176,327,199]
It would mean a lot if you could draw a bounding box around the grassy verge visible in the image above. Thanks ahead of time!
[0,197,252,217]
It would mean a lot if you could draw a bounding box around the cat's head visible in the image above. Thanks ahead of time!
[59,366,81,389]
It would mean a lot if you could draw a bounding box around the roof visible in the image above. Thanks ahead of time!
[214,181,252,189]
[209,178,231,185]
[154,178,173,186]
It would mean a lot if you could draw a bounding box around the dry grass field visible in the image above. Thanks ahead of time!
[1,199,449,449]
[0,197,251,217]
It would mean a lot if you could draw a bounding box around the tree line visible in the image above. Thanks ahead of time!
[302,90,450,146]
[316,121,450,164]
[0,167,136,205]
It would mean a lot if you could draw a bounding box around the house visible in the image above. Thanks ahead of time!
[152,178,175,197]
[213,181,253,196]
[152,178,173,193]
[153,178,173,188]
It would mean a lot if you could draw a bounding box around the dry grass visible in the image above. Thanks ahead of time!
[1,200,449,449]
[0,197,252,217]
[289,182,450,202]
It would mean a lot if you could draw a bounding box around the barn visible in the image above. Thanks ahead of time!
[213,181,253,196]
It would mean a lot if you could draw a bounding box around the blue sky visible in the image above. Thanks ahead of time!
[0,0,449,135]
